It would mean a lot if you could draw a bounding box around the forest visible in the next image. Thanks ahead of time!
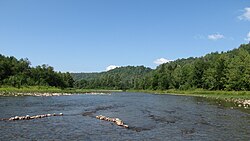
[0,55,74,89]
[72,66,152,90]
[1,43,250,91]
[72,43,250,91]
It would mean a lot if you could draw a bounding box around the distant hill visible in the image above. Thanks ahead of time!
[71,72,101,81]
[72,66,152,90]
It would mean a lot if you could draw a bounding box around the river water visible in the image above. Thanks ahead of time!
[0,92,249,140]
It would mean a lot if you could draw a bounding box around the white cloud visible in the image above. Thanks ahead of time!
[245,32,250,41]
[106,65,120,71]
[154,58,172,65]
[208,33,225,40]
[239,7,250,21]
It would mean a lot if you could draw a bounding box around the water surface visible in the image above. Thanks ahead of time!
[0,92,249,140]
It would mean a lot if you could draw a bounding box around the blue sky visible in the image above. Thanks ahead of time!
[0,0,249,72]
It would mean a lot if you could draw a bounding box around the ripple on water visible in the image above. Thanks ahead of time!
[0,92,250,140]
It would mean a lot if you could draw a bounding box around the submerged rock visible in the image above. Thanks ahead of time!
[96,115,129,128]
[4,113,63,121]
[115,118,124,126]
[123,125,129,128]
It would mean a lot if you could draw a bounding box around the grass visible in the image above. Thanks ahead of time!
[0,86,122,96]
[128,89,250,100]
[1,86,250,101]
[128,89,250,111]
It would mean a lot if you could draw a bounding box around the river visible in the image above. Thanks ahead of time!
[0,92,249,140]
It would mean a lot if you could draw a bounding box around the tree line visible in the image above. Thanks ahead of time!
[73,43,250,91]
[142,44,250,91]
[0,55,74,88]
[1,43,250,91]
[72,66,152,90]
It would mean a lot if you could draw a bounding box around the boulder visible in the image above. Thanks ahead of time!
[123,125,129,128]
[95,115,129,128]
[100,116,105,120]
[115,119,124,126]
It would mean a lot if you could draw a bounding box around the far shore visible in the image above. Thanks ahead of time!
[128,89,250,99]
[128,89,250,109]
[0,92,114,97]
[1,86,249,108]
[0,86,121,96]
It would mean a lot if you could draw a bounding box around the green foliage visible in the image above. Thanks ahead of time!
[71,72,100,81]
[1,43,250,92]
[129,89,250,100]
[143,44,250,91]
[0,55,74,88]
[226,48,250,90]
[0,86,122,95]
[73,43,250,92]
[73,66,152,90]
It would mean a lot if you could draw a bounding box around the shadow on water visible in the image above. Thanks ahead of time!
[140,108,181,124]
[128,126,152,132]
[148,114,179,124]
[82,104,125,117]
[181,128,195,135]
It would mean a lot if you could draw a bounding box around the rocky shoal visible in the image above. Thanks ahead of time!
[96,115,129,128]
[1,113,63,121]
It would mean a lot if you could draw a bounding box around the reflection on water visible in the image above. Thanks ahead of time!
[0,92,249,140]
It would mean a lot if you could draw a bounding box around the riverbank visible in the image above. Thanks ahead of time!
[0,86,122,96]
[129,89,250,99]
[128,89,250,108]
[1,87,249,108]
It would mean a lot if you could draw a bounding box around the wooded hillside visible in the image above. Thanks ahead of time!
[73,44,250,91]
